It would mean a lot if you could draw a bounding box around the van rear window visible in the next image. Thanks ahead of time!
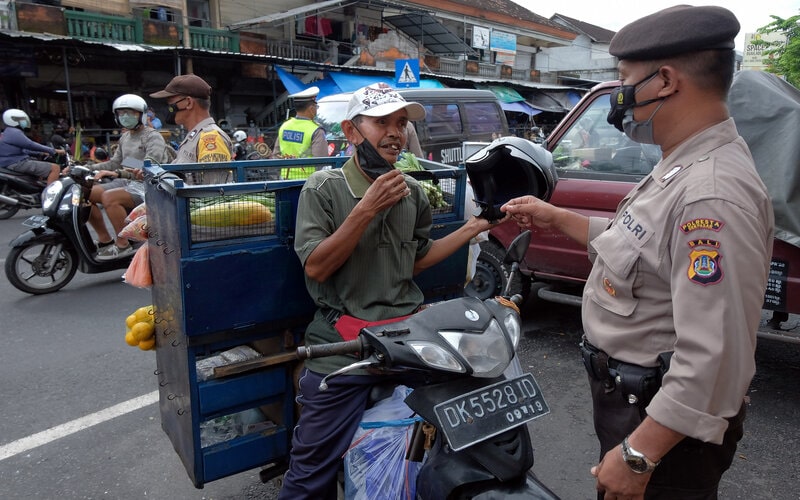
[465,102,503,135]
[424,104,462,137]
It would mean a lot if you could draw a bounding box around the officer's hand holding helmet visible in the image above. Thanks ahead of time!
[3,109,32,130]
[112,94,148,130]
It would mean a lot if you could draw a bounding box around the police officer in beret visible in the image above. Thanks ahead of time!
[271,86,329,179]
[501,5,774,498]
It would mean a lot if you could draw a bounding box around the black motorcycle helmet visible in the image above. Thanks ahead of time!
[94,147,109,161]
[465,136,558,222]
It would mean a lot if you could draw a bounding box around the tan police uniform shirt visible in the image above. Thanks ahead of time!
[582,118,774,444]
[173,117,233,184]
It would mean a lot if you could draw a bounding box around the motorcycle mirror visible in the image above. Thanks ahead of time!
[504,230,531,265]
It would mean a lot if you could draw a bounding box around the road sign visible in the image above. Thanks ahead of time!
[395,59,420,88]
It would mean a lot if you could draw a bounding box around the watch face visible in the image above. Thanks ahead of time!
[626,455,650,473]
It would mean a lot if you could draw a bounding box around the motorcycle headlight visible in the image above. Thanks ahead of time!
[503,311,521,349]
[439,320,513,378]
[407,341,466,374]
[42,181,63,211]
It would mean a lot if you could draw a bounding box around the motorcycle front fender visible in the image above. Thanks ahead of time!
[9,227,67,248]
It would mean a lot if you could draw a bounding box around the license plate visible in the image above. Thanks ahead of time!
[433,373,549,451]
[22,215,48,228]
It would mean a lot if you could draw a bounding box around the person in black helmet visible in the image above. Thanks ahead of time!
[502,6,773,499]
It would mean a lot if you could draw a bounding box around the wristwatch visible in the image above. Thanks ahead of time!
[621,436,660,474]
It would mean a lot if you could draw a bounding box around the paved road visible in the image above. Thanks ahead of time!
[0,208,798,499]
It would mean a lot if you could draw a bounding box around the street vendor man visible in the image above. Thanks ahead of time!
[501,5,774,499]
[271,86,329,179]
[149,73,232,184]
[278,83,500,499]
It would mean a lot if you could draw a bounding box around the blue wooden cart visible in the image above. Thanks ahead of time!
[143,157,469,488]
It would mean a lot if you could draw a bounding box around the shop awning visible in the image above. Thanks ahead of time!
[228,0,356,30]
[274,66,444,99]
[384,13,475,55]
[500,100,541,116]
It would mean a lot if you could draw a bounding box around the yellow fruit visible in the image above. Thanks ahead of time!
[125,314,138,329]
[138,337,156,351]
[125,330,138,346]
[134,306,153,324]
[131,321,155,342]
[190,201,272,227]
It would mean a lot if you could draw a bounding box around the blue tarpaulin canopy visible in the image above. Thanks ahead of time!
[275,66,444,99]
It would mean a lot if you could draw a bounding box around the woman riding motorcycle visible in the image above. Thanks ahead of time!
[87,94,172,260]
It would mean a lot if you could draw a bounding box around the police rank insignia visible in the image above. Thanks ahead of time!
[687,239,723,285]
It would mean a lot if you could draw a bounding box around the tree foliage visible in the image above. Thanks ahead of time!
[756,14,800,87]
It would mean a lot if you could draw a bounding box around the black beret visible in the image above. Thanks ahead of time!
[610,5,740,60]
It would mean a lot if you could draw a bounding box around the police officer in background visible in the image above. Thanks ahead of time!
[150,74,232,184]
[501,6,773,499]
[271,86,329,179]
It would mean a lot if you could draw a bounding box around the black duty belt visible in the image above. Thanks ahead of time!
[580,335,672,406]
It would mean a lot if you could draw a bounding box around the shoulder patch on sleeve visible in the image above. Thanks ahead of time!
[680,218,724,233]
[687,247,723,285]
[197,130,231,163]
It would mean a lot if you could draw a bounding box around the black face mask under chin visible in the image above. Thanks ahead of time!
[353,124,395,180]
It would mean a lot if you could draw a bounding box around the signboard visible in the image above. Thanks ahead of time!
[472,26,490,50]
[743,32,787,71]
[490,30,517,54]
[395,58,420,88]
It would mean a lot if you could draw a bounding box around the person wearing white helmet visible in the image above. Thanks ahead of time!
[0,108,64,184]
[89,94,173,261]
[232,129,248,160]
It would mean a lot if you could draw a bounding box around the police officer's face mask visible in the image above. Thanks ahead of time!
[607,70,664,132]
[165,97,189,126]
[621,98,667,145]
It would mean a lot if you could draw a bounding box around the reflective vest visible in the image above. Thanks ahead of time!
[278,117,320,179]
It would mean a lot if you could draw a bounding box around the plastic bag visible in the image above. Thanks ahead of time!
[344,385,423,500]
[126,202,147,223]
[119,215,148,242]
[123,242,151,288]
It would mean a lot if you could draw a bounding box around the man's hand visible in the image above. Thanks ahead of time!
[359,169,409,215]
[591,444,651,499]
[93,170,118,181]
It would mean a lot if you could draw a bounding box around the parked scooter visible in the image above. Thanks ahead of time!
[294,231,559,499]
[4,164,133,294]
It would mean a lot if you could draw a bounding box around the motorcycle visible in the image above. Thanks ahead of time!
[0,136,71,219]
[0,165,47,220]
[293,230,559,499]
[4,164,133,294]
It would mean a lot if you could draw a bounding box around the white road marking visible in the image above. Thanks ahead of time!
[0,390,159,462]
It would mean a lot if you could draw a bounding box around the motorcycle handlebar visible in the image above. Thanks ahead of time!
[296,338,363,360]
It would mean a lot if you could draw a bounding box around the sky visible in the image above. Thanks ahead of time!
[511,0,800,52]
